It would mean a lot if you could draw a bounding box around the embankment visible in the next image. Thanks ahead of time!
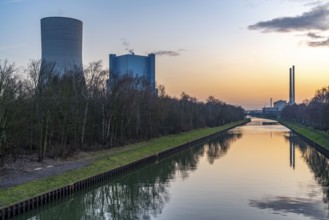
[279,120,329,157]
[0,119,250,219]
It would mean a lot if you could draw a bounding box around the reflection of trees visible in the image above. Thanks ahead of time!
[288,134,329,205]
[206,132,242,164]
[16,132,242,220]
[300,147,329,204]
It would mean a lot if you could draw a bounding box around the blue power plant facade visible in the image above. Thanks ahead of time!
[109,53,155,90]
[41,17,83,76]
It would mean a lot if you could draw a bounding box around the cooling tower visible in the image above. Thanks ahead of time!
[41,17,83,76]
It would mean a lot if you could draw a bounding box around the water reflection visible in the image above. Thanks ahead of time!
[14,132,242,220]
[249,196,327,219]
[206,132,242,164]
[12,118,329,220]
[250,131,329,219]
[298,141,329,206]
[247,118,279,126]
[289,133,296,169]
[286,133,329,205]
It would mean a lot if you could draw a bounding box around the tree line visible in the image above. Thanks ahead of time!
[281,86,329,130]
[0,59,244,166]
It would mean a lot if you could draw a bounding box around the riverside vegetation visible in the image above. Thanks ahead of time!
[281,85,329,151]
[0,119,248,207]
[281,86,329,131]
[279,120,329,151]
[0,59,244,168]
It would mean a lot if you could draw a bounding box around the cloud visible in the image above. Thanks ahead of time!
[304,1,328,7]
[248,3,329,32]
[283,0,327,7]
[153,50,180,56]
[308,37,329,46]
[151,49,187,57]
[248,3,329,47]
[306,32,324,38]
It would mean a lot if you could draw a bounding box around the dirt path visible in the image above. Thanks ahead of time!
[0,156,95,189]
[0,145,141,189]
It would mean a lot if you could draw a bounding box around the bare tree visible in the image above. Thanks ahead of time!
[0,60,19,165]
[35,61,57,161]
[82,61,108,146]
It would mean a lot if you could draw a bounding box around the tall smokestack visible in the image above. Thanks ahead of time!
[289,65,295,105]
[292,65,295,104]
[289,68,291,104]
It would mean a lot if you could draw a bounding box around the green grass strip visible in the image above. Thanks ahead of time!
[0,119,249,208]
[279,120,329,151]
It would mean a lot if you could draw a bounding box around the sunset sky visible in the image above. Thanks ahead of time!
[1,0,329,109]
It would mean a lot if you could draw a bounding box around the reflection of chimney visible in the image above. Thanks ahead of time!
[289,132,295,169]
[289,65,295,105]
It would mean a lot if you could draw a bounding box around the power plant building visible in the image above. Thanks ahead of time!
[274,100,287,111]
[262,97,287,117]
[109,53,155,90]
[41,17,83,76]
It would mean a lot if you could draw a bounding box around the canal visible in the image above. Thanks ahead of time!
[13,118,329,219]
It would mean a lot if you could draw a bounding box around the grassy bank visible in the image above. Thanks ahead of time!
[0,119,249,208]
[279,120,329,151]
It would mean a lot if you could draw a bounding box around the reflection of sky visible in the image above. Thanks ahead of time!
[240,117,290,133]
[154,118,329,220]
[250,196,327,220]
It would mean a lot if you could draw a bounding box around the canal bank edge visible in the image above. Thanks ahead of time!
[279,120,329,157]
[0,119,250,219]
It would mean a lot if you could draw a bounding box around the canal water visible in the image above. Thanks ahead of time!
[13,118,329,219]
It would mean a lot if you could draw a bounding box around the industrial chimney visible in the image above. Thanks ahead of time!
[289,65,295,105]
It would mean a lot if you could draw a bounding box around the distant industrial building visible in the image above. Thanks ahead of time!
[262,98,287,117]
[289,65,295,105]
[274,100,287,111]
[262,107,277,115]
[109,53,155,90]
[41,17,83,76]
[259,66,296,118]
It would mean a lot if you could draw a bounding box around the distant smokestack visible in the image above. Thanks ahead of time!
[289,67,292,104]
[270,97,272,108]
[289,65,295,105]
[292,65,295,104]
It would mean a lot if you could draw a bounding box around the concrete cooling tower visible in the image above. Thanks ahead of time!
[41,17,83,76]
